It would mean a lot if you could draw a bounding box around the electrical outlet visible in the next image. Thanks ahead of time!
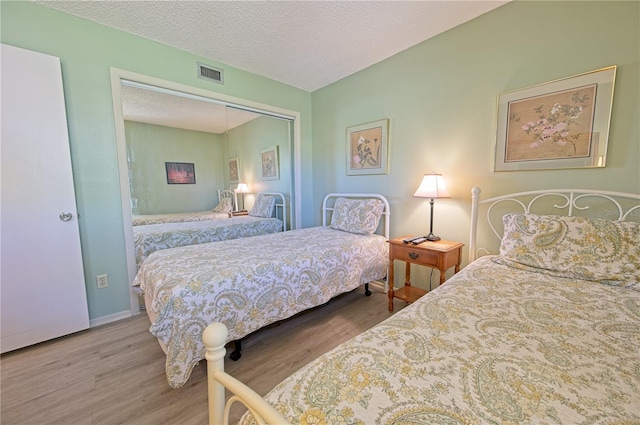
[96,274,109,289]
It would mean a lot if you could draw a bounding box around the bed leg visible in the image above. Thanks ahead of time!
[230,340,242,361]
[364,283,372,297]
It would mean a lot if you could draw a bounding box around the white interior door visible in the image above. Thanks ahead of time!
[1,44,89,353]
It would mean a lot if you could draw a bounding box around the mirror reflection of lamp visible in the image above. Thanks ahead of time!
[413,173,451,241]
[235,183,250,211]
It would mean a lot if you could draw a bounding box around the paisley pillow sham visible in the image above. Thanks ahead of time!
[249,194,276,218]
[329,198,384,235]
[495,213,640,286]
[212,196,233,213]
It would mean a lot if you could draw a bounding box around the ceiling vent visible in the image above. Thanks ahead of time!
[197,62,224,84]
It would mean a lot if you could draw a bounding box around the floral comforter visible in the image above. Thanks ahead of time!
[133,226,388,388]
[133,216,282,269]
[132,210,230,226]
[243,255,640,424]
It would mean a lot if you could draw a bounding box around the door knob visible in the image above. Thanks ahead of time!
[59,212,73,222]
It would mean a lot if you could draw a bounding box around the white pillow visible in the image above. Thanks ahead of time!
[329,198,384,235]
[249,194,276,218]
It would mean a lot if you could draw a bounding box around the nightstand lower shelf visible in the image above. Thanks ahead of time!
[391,285,427,304]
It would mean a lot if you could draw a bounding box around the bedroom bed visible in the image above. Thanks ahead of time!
[133,193,390,388]
[132,192,287,269]
[131,189,236,226]
[203,187,640,425]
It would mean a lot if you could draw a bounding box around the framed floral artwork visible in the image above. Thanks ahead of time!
[260,145,279,180]
[494,66,616,171]
[346,119,389,175]
[228,156,239,184]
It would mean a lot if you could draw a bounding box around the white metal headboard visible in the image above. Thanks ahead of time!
[218,189,238,211]
[321,193,391,239]
[260,192,288,231]
[469,187,640,263]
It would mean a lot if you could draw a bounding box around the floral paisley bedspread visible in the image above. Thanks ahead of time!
[243,255,640,424]
[133,226,388,388]
[132,210,230,226]
[133,216,282,269]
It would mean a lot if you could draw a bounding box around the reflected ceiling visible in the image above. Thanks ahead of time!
[121,85,261,134]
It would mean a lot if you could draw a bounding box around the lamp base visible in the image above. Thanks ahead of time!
[425,233,441,242]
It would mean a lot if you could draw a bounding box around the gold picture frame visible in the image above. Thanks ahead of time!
[259,145,279,181]
[346,119,389,175]
[494,66,616,171]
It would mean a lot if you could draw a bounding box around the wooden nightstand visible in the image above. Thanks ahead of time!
[387,237,464,311]
[232,210,249,216]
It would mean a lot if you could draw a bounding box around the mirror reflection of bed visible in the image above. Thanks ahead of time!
[117,80,296,309]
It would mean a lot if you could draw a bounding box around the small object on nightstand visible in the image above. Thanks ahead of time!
[387,236,463,311]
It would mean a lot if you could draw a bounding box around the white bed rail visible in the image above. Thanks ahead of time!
[203,323,291,425]
[469,187,640,263]
[260,192,288,231]
[321,193,391,239]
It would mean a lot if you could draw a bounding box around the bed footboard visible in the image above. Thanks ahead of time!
[203,323,291,425]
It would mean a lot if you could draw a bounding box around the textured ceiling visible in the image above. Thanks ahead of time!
[36,0,509,92]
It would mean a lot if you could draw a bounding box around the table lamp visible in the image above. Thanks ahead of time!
[413,173,450,241]
[235,183,249,211]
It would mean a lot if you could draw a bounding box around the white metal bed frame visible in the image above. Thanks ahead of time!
[321,192,390,239]
[220,189,288,230]
[469,186,640,262]
[217,189,237,212]
[202,187,639,425]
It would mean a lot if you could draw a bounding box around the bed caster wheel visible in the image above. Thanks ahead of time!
[365,288,372,296]
[230,350,242,361]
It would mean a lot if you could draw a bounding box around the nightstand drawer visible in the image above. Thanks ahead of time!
[391,244,439,267]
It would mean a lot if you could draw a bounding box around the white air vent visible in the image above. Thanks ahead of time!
[197,62,224,84]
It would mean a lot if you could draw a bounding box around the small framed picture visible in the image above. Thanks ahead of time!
[165,162,195,184]
[346,119,389,175]
[494,66,616,171]
[260,145,279,180]
[228,156,239,183]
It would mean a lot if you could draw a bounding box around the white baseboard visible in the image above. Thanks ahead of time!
[90,310,133,328]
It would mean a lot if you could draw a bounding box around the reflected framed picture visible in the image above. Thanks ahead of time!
[494,66,616,171]
[228,156,239,184]
[260,145,279,180]
[346,119,389,175]
[165,162,195,184]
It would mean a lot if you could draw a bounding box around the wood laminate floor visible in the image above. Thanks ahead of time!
[1,285,408,425]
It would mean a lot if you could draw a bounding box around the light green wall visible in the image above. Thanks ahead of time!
[311,0,639,288]
[125,121,224,214]
[226,116,293,216]
[1,1,313,320]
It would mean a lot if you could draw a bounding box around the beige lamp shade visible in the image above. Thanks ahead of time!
[413,173,450,199]
[235,183,250,193]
